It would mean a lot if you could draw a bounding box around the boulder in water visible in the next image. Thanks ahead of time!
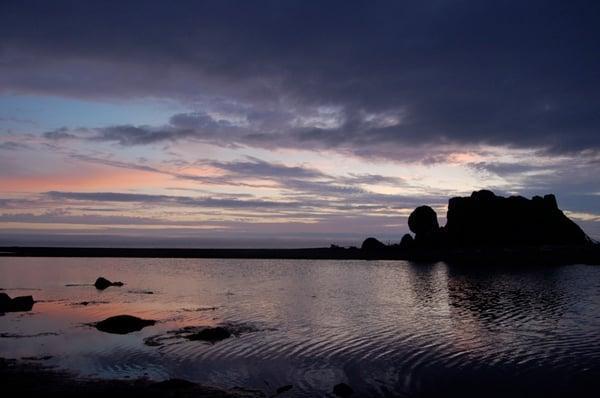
[94,277,124,290]
[0,293,34,312]
[276,385,293,394]
[361,237,386,251]
[408,206,440,237]
[152,379,196,390]
[0,293,9,309]
[186,326,232,342]
[94,315,156,334]
[399,233,414,250]
[333,382,354,397]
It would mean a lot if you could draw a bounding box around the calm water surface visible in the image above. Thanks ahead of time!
[1,257,600,396]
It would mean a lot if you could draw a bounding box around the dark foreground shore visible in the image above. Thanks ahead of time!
[1,245,600,265]
[0,358,263,397]
[3,357,600,398]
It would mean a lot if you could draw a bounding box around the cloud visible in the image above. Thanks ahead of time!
[92,125,194,146]
[69,154,163,174]
[44,191,304,209]
[2,1,599,244]
[0,141,30,150]
[469,162,553,176]
[66,150,410,198]
[206,157,326,180]
[43,127,78,140]
[1,1,599,158]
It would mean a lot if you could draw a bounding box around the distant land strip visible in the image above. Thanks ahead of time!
[0,246,362,260]
[1,245,600,266]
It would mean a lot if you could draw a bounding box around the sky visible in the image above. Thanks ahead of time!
[1,0,599,247]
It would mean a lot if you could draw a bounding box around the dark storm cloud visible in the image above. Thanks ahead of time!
[2,0,600,157]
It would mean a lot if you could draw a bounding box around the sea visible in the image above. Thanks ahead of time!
[2,257,600,397]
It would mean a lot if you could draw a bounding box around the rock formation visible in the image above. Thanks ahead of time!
[94,315,156,334]
[333,382,354,397]
[399,233,414,250]
[186,326,232,342]
[360,190,595,262]
[408,205,440,237]
[94,277,124,290]
[444,190,590,246]
[361,237,386,252]
[0,293,35,313]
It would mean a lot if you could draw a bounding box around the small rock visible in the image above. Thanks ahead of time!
[152,378,196,390]
[276,384,293,395]
[408,205,440,236]
[94,315,156,334]
[186,326,232,342]
[399,233,414,250]
[361,237,386,251]
[127,290,154,295]
[0,293,9,308]
[94,277,124,290]
[0,293,34,312]
[71,300,108,306]
[143,336,164,346]
[333,383,354,397]
[21,355,53,361]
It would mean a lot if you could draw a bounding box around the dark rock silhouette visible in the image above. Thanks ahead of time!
[444,190,590,246]
[276,384,293,394]
[359,190,598,264]
[145,323,258,347]
[333,382,354,397]
[152,378,196,390]
[361,237,391,259]
[94,277,124,290]
[408,205,440,237]
[0,293,9,310]
[399,233,414,250]
[408,206,445,247]
[186,326,232,342]
[94,315,156,334]
[0,293,34,312]
[361,237,386,251]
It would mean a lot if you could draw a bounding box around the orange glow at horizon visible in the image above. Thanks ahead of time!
[1,166,175,192]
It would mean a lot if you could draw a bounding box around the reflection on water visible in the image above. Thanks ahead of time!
[1,257,600,396]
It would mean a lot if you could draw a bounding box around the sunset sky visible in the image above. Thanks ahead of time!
[1,0,599,247]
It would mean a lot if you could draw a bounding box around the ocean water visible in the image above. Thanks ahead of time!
[1,257,600,396]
